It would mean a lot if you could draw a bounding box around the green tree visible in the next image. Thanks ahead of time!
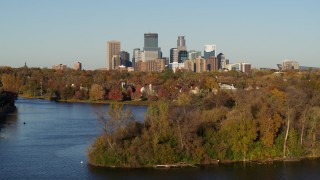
[222,108,257,160]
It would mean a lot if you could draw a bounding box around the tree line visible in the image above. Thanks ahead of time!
[0,66,284,102]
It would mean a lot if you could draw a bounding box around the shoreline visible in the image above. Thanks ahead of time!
[88,157,320,169]
[18,95,151,106]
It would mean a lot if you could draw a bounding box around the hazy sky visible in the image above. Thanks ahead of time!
[1,0,319,70]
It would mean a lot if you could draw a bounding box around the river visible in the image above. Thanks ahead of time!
[0,98,320,179]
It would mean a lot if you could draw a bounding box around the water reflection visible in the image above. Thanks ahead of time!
[88,159,320,180]
[0,108,18,132]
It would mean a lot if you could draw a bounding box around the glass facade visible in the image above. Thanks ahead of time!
[178,50,188,63]
[204,44,217,60]
[144,33,158,49]
[170,48,178,63]
[143,33,160,61]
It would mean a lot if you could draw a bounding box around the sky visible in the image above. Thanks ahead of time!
[1,0,319,70]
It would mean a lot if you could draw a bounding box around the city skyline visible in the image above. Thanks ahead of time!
[1,0,319,70]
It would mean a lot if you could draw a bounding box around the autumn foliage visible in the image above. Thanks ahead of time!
[2,66,320,167]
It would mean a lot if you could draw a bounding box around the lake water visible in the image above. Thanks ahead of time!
[1,98,320,179]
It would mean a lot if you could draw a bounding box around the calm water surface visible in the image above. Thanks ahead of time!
[1,98,320,180]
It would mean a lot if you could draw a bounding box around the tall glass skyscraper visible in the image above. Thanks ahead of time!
[204,44,217,60]
[143,33,161,61]
[178,50,188,63]
[144,33,158,49]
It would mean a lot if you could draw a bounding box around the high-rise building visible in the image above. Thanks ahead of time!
[227,63,241,71]
[107,40,120,70]
[143,33,161,61]
[74,62,82,71]
[177,36,187,51]
[132,48,141,67]
[134,61,145,72]
[170,48,178,63]
[120,51,130,67]
[134,58,166,72]
[169,62,185,72]
[188,50,202,61]
[241,63,252,73]
[164,57,169,66]
[218,53,226,70]
[178,50,188,63]
[280,59,299,70]
[144,33,158,48]
[206,57,218,71]
[204,44,217,59]
[195,57,206,73]
[111,55,121,70]
[184,60,194,72]
[145,58,166,72]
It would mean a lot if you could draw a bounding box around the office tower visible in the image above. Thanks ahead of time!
[120,51,130,67]
[184,60,194,72]
[111,55,121,70]
[132,48,141,67]
[134,61,145,72]
[170,48,178,63]
[281,59,299,70]
[176,36,187,63]
[177,36,187,51]
[188,50,202,61]
[241,63,252,73]
[195,57,206,73]
[134,58,166,72]
[143,33,161,61]
[145,58,166,72]
[74,62,82,71]
[178,50,188,63]
[164,57,169,66]
[204,44,217,59]
[207,57,218,71]
[107,40,121,70]
[217,53,226,70]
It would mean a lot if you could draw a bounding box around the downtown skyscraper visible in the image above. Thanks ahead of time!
[204,44,217,60]
[177,36,188,63]
[170,36,188,63]
[177,36,187,51]
[107,40,120,70]
[143,33,161,61]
